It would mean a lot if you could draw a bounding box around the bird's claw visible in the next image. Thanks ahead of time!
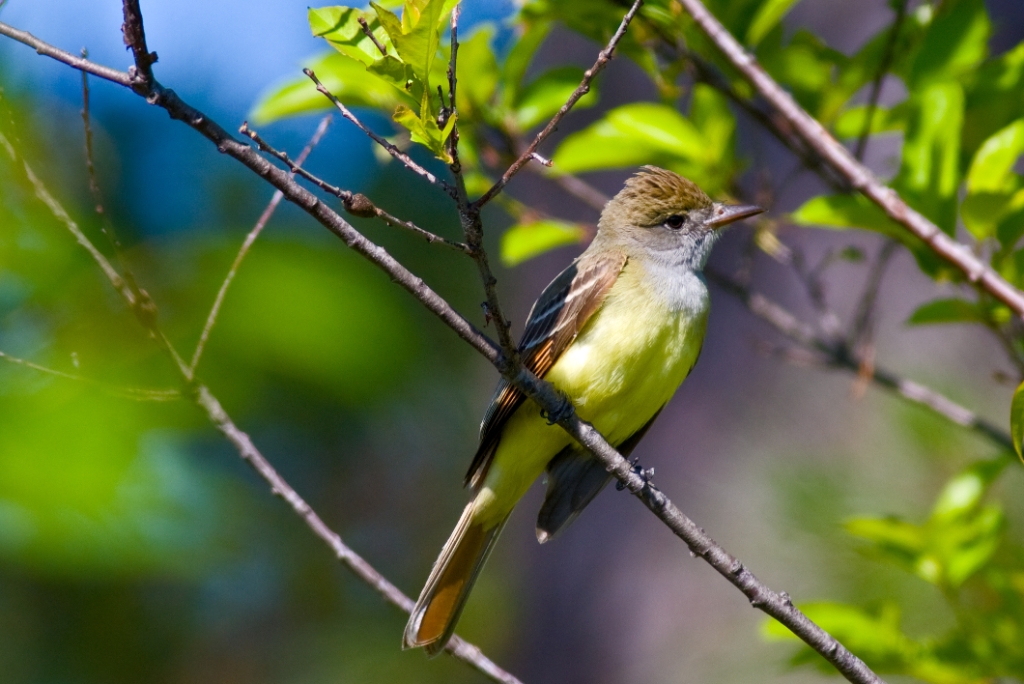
[616,458,655,491]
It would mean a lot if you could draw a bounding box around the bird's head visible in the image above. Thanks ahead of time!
[595,166,764,270]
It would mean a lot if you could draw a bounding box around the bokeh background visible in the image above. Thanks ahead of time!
[1,1,1022,683]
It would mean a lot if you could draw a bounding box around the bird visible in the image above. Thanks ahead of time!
[402,166,764,655]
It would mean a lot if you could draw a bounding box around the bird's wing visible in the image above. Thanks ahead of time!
[464,251,628,490]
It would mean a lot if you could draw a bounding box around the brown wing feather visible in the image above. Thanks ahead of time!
[464,251,627,490]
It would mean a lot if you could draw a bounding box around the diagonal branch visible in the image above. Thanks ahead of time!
[1,15,886,684]
[193,386,523,684]
[671,0,1024,320]
[238,121,469,252]
[707,269,1013,453]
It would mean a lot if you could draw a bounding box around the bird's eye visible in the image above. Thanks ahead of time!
[665,214,686,230]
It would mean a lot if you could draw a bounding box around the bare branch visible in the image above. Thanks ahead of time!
[445,4,463,176]
[303,68,456,198]
[707,269,1013,453]
[672,0,1024,320]
[0,349,180,401]
[193,386,523,683]
[238,122,468,252]
[1,20,890,684]
[473,0,644,208]
[372,201,471,252]
[191,115,334,374]
[120,0,157,91]
[0,22,131,85]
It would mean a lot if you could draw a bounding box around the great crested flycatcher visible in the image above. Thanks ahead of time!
[403,166,764,654]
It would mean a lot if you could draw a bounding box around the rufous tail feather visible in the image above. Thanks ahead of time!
[403,502,508,656]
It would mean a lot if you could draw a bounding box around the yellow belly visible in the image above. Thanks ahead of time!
[473,263,709,527]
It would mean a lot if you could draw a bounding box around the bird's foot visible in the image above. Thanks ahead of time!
[616,458,655,491]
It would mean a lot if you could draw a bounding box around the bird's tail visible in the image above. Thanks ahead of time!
[402,501,509,656]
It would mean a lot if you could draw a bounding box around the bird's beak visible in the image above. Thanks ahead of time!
[707,203,765,229]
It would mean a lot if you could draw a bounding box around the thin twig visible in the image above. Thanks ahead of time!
[854,0,908,162]
[707,269,1013,453]
[0,349,180,401]
[120,0,156,91]
[239,122,467,251]
[0,130,135,307]
[1,19,891,684]
[357,16,387,56]
[445,4,462,175]
[0,22,131,85]
[374,203,470,252]
[81,53,143,301]
[303,68,456,198]
[472,0,644,208]
[190,115,334,373]
[671,0,1024,321]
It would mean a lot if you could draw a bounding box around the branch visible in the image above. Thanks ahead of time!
[303,68,456,199]
[193,386,522,684]
[120,0,156,90]
[190,115,333,374]
[672,0,1024,320]
[1,17,886,684]
[238,121,469,252]
[707,269,1014,453]
[472,0,644,209]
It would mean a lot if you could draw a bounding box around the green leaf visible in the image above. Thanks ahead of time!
[500,220,586,266]
[309,6,395,66]
[790,193,902,236]
[846,516,926,559]
[962,190,1024,242]
[763,602,913,664]
[963,41,1024,160]
[896,81,964,233]
[392,104,455,162]
[378,0,443,89]
[943,505,1003,586]
[366,53,417,95]
[931,459,1007,521]
[249,52,405,124]
[501,19,552,108]
[455,25,499,113]
[906,298,987,326]
[552,102,710,181]
[745,0,803,47]
[834,102,909,139]
[966,118,1024,194]
[514,66,597,130]
[1013,379,1024,465]
[908,0,989,87]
